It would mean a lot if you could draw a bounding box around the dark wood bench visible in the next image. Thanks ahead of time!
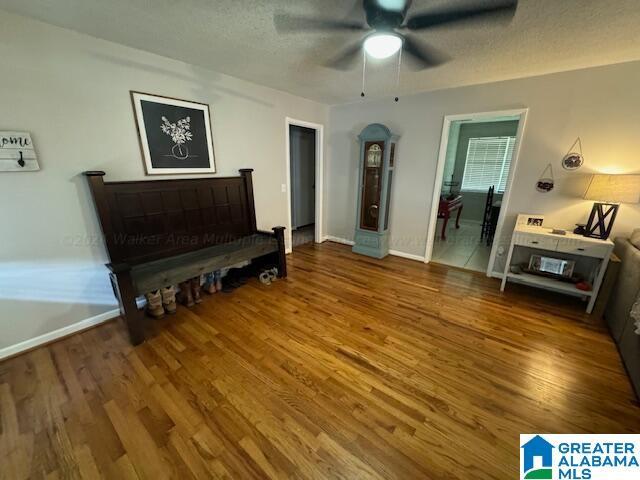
[84,168,286,345]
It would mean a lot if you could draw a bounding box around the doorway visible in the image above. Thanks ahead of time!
[425,109,528,275]
[289,125,316,248]
[285,118,324,253]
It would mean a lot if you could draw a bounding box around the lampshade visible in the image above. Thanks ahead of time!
[583,174,640,204]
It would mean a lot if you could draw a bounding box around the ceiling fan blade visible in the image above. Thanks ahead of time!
[401,35,449,70]
[325,41,364,70]
[346,0,366,20]
[406,0,517,30]
[274,14,366,33]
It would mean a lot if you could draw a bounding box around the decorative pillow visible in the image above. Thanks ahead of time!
[631,229,640,250]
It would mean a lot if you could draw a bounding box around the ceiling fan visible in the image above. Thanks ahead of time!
[274,0,518,71]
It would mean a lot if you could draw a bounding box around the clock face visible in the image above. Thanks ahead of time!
[366,143,382,167]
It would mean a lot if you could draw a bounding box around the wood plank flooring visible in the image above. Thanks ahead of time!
[1,242,638,479]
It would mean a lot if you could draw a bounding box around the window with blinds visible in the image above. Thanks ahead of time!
[460,136,516,193]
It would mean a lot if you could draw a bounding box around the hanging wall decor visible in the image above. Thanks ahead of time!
[561,137,585,171]
[131,91,216,175]
[0,132,39,172]
[536,163,555,192]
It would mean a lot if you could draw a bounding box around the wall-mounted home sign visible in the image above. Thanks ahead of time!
[0,132,39,172]
[131,91,216,175]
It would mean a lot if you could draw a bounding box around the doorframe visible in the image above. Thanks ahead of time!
[423,108,529,276]
[285,117,324,254]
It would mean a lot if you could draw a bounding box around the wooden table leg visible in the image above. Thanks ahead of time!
[455,205,463,229]
[441,213,449,240]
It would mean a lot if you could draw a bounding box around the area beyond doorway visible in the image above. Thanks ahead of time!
[290,125,316,249]
[424,109,528,275]
[285,117,324,253]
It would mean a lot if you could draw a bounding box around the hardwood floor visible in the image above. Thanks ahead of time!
[1,242,638,479]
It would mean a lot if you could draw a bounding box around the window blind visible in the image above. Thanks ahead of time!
[461,136,516,193]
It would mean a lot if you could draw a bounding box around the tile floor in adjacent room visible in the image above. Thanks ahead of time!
[431,220,492,273]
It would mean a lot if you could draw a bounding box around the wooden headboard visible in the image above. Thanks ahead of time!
[84,169,258,267]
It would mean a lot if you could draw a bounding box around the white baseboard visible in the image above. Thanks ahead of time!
[389,250,426,262]
[323,235,355,246]
[0,308,120,361]
[322,236,426,262]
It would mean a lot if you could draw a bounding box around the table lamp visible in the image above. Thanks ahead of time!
[583,174,640,239]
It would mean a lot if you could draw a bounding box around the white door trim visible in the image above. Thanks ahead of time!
[423,108,529,276]
[285,117,324,254]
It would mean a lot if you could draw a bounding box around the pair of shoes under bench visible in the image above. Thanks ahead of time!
[145,286,177,318]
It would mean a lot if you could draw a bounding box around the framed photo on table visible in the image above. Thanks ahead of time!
[131,91,216,175]
[516,214,545,227]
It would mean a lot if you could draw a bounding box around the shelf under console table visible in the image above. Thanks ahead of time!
[500,225,614,313]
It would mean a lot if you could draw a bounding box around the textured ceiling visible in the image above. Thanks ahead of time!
[2,0,640,104]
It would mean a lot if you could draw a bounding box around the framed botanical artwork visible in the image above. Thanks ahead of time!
[130,91,216,175]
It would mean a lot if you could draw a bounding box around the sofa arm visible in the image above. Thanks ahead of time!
[605,238,640,342]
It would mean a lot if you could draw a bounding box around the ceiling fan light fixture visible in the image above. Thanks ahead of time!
[363,33,402,59]
[375,0,406,11]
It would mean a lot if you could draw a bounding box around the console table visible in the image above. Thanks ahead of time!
[438,195,463,240]
[501,225,614,313]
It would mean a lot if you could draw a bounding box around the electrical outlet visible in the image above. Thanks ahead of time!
[281,184,287,193]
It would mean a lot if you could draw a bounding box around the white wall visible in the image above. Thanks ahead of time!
[0,12,327,353]
[327,61,640,270]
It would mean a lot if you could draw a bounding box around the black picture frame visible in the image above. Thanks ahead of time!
[131,91,216,175]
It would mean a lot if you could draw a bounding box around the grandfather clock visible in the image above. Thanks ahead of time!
[353,123,399,259]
